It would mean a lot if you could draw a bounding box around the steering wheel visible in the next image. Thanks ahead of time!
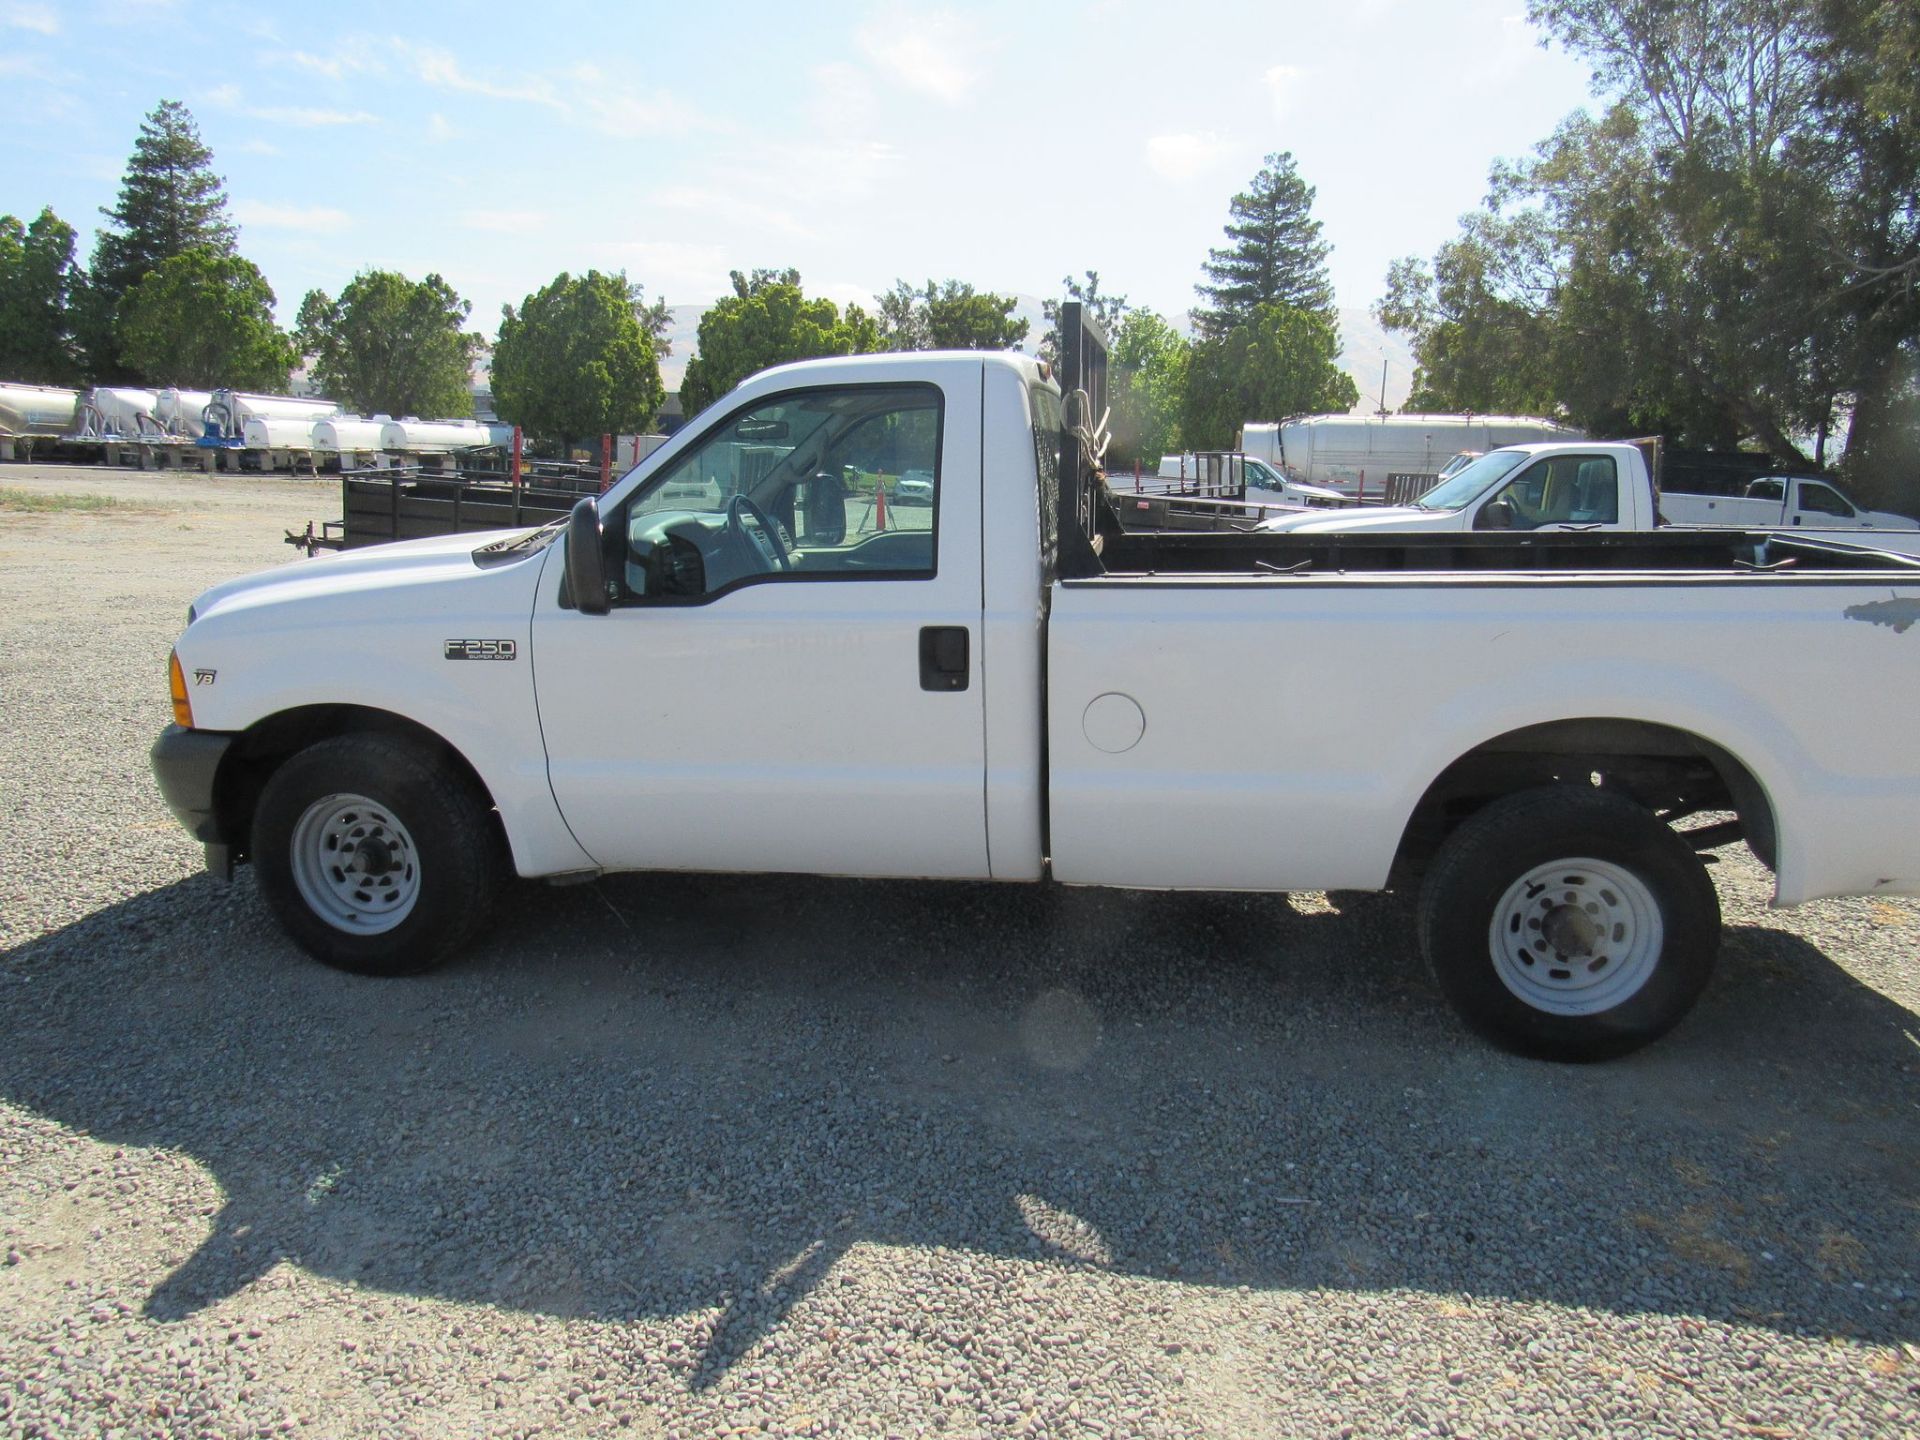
[725,493,791,573]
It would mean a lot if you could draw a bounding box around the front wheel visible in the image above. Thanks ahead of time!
[1417,787,1721,1061]
[253,734,505,975]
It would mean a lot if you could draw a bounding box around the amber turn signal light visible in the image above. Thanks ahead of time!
[169,650,194,728]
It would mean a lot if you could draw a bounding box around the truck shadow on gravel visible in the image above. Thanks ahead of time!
[4,870,1916,1385]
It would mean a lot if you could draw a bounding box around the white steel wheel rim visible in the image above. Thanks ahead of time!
[289,793,422,935]
[1487,856,1664,1016]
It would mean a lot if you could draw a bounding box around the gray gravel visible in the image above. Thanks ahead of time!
[3,461,1918,1439]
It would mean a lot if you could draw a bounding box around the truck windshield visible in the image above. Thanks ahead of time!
[1413,450,1530,510]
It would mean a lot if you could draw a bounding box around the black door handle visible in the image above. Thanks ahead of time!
[919,626,969,691]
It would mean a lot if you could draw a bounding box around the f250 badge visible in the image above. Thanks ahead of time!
[444,639,518,661]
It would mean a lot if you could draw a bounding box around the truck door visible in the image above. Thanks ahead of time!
[1474,454,1623,529]
[1792,480,1858,528]
[529,375,990,878]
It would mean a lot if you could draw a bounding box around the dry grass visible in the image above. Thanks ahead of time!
[0,487,151,514]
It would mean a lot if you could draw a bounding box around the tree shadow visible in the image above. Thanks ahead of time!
[4,869,1916,1386]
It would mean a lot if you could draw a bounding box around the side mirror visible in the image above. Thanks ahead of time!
[805,470,848,545]
[566,497,609,614]
[1479,498,1516,531]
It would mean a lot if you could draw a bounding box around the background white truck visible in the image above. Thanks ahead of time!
[1238,413,1583,501]
[1659,474,1917,533]
[1256,441,1920,554]
[150,343,1920,1063]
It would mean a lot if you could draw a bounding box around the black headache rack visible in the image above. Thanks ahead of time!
[1053,300,1122,578]
[286,462,607,554]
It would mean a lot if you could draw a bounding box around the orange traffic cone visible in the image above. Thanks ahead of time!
[873,473,888,532]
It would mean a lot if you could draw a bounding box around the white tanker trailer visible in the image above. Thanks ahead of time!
[378,417,514,452]
[0,383,79,437]
[205,389,338,443]
[75,387,164,439]
[242,416,320,450]
[1239,413,1583,500]
[312,417,392,453]
[154,388,215,438]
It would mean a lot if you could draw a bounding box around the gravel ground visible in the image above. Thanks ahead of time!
[2,461,1918,1439]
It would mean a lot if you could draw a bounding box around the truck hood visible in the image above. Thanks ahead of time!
[1258,506,1454,534]
[189,528,530,622]
[1861,508,1920,531]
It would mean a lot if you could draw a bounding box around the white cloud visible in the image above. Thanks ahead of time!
[275,49,383,80]
[1262,64,1304,119]
[204,84,378,128]
[573,67,704,136]
[1144,132,1231,181]
[234,138,281,156]
[233,201,353,233]
[249,105,380,127]
[854,8,988,104]
[588,240,735,302]
[4,4,58,35]
[427,113,458,143]
[652,186,811,240]
[460,209,548,235]
[405,43,563,108]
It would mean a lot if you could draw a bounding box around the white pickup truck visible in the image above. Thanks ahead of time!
[1659,474,1919,533]
[150,352,1920,1061]
[1257,442,1920,552]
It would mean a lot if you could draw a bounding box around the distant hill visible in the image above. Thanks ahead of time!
[656,296,1416,416]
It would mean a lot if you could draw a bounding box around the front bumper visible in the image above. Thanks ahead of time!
[150,724,237,875]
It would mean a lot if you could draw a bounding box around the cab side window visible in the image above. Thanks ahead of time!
[612,385,942,604]
[1798,482,1853,518]
[1477,455,1617,529]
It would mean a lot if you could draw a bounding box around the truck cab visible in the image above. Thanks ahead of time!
[1258,443,1654,535]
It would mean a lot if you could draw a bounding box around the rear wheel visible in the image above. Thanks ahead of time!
[1417,787,1720,1061]
[253,734,504,975]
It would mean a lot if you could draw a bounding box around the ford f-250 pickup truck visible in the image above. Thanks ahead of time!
[1257,442,1920,554]
[150,350,1920,1061]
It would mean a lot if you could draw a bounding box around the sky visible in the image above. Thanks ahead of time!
[1,0,1604,348]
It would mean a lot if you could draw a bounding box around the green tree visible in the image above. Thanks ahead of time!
[116,248,296,390]
[1376,0,1919,512]
[296,271,483,418]
[1106,310,1189,467]
[1374,213,1562,417]
[492,270,665,448]
[679,269,880,415]
[0,207,82,384]
[1195,152,1334,336]
[635,289,674,358]
[877,278,1029,351]
[86,100,238,378]
[1182,303,1357,450]
[1808,0,1920,499]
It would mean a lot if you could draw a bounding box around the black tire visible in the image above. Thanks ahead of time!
[252,734,504,976]
[1417,786,1720,1062]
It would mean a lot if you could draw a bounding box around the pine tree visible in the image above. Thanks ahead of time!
[84,100,238,375]
[1195,152,1334,335]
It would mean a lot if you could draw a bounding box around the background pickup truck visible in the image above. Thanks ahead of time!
[151,344,1920,1062]
[1659,475,1919,533]
[1257,442,1920,554]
